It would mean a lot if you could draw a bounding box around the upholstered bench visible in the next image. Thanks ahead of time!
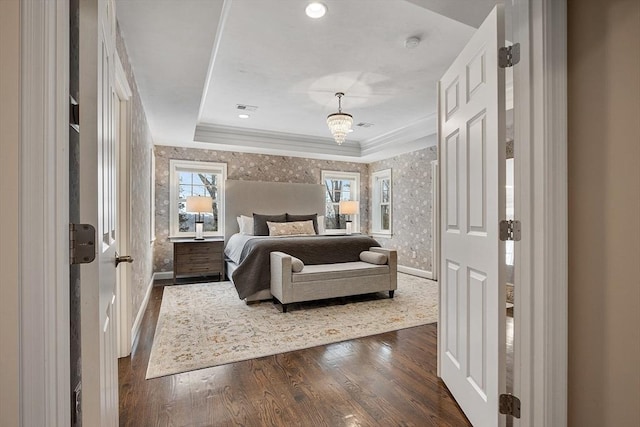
[270,247,397,313]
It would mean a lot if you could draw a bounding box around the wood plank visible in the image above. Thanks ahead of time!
[118,284,472,426]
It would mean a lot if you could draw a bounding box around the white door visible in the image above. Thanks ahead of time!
[438,5,506,427]
[79,0,119,425]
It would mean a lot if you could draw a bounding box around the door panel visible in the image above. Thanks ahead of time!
[439,5,506,427]
[79,0,119,425]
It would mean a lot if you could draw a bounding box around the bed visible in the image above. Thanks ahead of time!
[224,180,380,301]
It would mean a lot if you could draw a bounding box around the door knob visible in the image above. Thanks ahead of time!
[115,253,134,267]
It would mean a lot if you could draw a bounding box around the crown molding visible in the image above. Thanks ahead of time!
[185,120,438,163]
[194,123,362,158]
[360,113,437,156]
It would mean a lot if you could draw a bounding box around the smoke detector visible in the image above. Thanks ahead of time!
[404,36,421,49]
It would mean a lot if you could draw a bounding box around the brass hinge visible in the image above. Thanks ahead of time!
[499,43,520,68]
[69,223,96,265]
[499,220,521,241]
[499,393,521,418]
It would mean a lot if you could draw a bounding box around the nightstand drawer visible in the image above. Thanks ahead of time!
[174,261,223,275]
[172,239,225,283]
[174,242,223,255]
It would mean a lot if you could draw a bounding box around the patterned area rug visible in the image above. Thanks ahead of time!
[146,273,439,379]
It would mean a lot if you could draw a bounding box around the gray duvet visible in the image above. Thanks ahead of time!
[224,234,380,299]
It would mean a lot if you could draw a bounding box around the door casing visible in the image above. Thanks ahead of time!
[12,0,568,425]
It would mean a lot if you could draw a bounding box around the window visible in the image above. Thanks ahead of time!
[169,160,227,238]
[321,170,360,234]
[372,169,392,235]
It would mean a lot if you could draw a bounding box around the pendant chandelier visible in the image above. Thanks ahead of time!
[326,92,353,145]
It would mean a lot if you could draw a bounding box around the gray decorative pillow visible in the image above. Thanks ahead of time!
[253,213,286,236]
[267,220,316,236]
[290,255,304,273]
[286,213,318,234]
[360,251,388,265]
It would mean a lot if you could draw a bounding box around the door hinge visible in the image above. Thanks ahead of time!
[499,393,521,418]
[500,220,521,241]
[499,43,520,68]
[69,223,96,265]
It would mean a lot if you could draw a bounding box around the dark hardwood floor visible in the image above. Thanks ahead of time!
[119,285,472,427]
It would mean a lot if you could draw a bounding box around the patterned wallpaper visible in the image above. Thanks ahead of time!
[153,147,370,273]
[370,146,438,273]
[116,23,155,322]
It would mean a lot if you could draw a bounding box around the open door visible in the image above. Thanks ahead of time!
[438,5,506,427]
[79,0,120,424]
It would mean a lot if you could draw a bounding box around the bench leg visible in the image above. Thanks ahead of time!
[282,303,288,313]
[389,290,395,298]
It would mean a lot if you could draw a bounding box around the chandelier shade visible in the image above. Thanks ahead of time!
[326,92,353,145]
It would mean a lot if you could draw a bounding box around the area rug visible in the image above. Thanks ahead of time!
[146,273,438,379]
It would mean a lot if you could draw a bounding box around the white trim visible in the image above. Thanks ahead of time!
[150,147,156,243]
[168,159,227,238]
[130,275,154,348]
[371,168,392,235]
[114,53,132,99]
[194,124,361,157]
[20,0,70,425]
[320,170,361,233]
[360,113,437,154]
[114,53,132,358]
[431,160,439,281]
[527,0,568,425]
[154,271,174,281]
[397,265,434,280]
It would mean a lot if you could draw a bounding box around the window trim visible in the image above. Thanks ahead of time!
[371,168,392,236]
[169,159,227,239]
[321,170,360,234]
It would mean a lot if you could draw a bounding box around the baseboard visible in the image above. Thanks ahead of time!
[131,275,154,347]
[153,271,173,281]
[397,265,434,280]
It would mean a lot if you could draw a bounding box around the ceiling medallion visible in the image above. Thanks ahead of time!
[326,92,353,145]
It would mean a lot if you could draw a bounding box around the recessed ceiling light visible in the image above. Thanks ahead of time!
[305,2,327,19]
[348,129,354,133]
[238,114,250,119]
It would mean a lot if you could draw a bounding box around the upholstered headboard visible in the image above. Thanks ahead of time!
[224,180,326,242]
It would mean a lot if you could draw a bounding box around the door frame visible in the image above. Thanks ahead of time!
[14,0,71,424]
[114,53,133,358]
[13,0,567,425]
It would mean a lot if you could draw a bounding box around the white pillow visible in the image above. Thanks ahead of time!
[267,220,316,236]
[237,215,254,235]
[317,215,325,234]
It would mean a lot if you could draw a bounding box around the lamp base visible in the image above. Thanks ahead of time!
[345,221,353,235]
[194,222,205,240]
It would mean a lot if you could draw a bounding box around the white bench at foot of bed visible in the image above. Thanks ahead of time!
[270,247,397,313]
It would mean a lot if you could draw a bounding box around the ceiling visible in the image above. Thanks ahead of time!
[116,0,497,162]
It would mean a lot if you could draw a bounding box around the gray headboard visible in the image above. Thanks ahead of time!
[224,180,326,242]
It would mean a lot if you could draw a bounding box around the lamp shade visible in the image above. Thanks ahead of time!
[185,196,213,213]
[339,200,359,215]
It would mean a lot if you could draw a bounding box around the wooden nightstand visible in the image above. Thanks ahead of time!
[172,238,224,284]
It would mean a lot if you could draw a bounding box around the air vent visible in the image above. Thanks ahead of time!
[356,122,374,128]
[236,104,258,111]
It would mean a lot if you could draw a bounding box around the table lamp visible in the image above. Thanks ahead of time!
[339,200,359,235]
[186,196,213,240]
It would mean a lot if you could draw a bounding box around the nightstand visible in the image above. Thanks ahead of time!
[172,238,224,284]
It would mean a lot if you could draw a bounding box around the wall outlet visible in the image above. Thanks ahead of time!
[412,251,417,259]
[72,382,81,425]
